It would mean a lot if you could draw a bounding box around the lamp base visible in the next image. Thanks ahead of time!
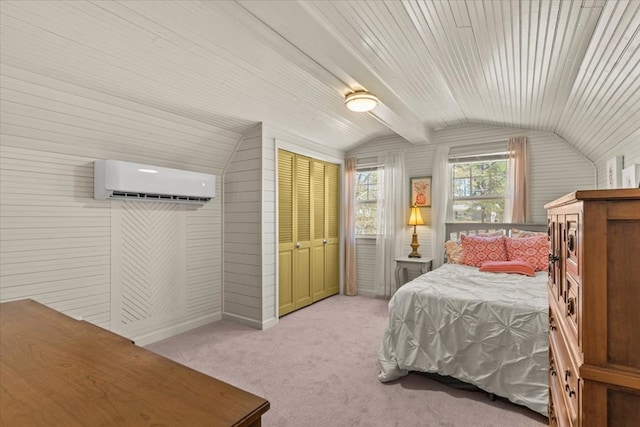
[409,230,421,258]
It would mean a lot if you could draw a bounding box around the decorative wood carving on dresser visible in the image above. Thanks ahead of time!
[545,189,640,427]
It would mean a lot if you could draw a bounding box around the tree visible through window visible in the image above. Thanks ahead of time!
[451,156,507,223]
[355,168,380,235]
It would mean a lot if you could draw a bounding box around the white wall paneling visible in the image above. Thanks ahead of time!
[1,0,636,341]
[347,125,595,289]
[434,125,596,221]
[1,58,229,344]
[1,0,637,165]
[0,146,111,325]
[110,201,187,338]
[223,126,265,328]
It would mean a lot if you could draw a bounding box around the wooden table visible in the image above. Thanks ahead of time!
[0,299,269,426]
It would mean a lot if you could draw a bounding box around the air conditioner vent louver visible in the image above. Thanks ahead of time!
[110,191,211,204]
[94,160,215,205]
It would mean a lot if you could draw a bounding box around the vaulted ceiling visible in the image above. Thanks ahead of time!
[1,0,638,159]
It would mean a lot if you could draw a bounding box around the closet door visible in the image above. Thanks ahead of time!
[278,150,296,316]
[278,150,339,316]
[310,160,340,301]
[324,162,340,296]
[311,160,327,300]
[294,155,313,310]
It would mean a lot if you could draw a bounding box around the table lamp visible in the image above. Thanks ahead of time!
[408,205,424,258]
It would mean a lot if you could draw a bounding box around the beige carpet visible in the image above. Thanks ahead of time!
[146,295,548,427]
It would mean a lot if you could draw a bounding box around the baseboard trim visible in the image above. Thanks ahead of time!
[223,312,278,330]
[133,312,222,346]
[357,289,376,297]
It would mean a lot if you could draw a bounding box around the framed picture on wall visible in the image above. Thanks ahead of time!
[410,176,431,207]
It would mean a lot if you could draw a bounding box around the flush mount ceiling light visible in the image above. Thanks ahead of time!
[344,90,379,112]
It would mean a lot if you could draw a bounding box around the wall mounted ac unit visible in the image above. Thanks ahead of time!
[94,160,215,204]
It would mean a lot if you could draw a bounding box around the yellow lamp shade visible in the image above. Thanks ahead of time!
[408,206,424,226]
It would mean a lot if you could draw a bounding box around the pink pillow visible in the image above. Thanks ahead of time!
[479,260,536,276]
[505,235,548,271]
[461,234,508,267]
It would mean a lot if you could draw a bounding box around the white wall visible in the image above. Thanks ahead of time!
[347,124,595,295]
[0,69,239,345]
[222,124,278,330]
[593,136,640,189]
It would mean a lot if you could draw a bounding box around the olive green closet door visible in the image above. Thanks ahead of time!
[278,150,296,316]
[311,161,340,300]
[324,162,340,296]
[278,150,339,317]
[293,155,313,310]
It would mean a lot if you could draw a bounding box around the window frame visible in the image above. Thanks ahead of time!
[354,166,381,237]
[449,152,508,223]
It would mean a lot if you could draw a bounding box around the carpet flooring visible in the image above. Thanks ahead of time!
[146,294,548,427]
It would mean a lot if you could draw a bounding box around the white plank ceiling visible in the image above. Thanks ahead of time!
[1,0,638,159]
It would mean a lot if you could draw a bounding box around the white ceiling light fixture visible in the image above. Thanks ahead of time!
[344,90,379,112]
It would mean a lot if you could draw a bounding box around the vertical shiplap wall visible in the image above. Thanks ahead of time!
[0,69,236,344]
[347,125,594,295]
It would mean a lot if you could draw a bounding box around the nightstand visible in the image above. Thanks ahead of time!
[394,257,432,288]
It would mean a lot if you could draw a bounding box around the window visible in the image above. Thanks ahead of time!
[450,154,507,223]
[355,167,380,235]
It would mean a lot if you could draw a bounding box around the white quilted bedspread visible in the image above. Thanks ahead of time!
[378,263,549,415]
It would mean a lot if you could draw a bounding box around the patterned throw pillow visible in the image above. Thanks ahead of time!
[461,234,508,267]
[510,228,547,239]
[505,235,548,271]
[479,260,536,276]
[444,230,505,264]
[445,240,465,264]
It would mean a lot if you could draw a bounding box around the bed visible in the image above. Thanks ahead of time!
[378,222,549,416]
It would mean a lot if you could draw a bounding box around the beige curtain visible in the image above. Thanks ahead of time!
[505,136,529,223]
[344,157,357,296]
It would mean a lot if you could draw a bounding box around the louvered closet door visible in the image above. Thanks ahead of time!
[311,161,340,300]
[294,155,313,310]
[324,163,340,296]
[311,160,327,300]
[278,150,296,316]
[278,150,339,317]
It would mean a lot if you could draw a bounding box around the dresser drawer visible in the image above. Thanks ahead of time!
[549,317,580,426]
[549,348,572,427]
[565,214,580,284]
[564,275,579,337]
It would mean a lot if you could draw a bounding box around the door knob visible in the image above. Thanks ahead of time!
[295,242,301,248]
[323,239,328,244]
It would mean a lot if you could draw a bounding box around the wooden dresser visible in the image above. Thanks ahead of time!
[545,189,640,426]
[0,299,270,426]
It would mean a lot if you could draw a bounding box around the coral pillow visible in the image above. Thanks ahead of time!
[445,231,506,264]
[479,260,536,276]
[505,235,548,272]
[461,234,508,267]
